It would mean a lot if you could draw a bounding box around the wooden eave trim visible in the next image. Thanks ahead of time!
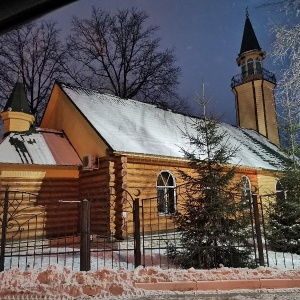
[257,169,283,176]
[39,82,57,126]
[112,151,188,165]
[112,151,276,172]
[0,163,79,171]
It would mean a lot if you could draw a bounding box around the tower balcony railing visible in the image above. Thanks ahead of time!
[231,68,276,89]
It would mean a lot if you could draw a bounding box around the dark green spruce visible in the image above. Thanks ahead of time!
[168,100,255,269]
[267,98,300,254]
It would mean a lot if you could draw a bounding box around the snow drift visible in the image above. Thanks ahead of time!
[1,265,300,299]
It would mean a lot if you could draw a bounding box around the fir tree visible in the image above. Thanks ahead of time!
[168,92,255,269]
[267,89,300,254]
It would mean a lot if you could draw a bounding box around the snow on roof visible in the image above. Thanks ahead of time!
[0,128,81,166]
[60,83,285,171]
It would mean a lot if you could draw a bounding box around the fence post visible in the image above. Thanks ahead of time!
[252,194,265,266]
[0,187,9,272]
[80,199,91,271]
[133,198,141,268]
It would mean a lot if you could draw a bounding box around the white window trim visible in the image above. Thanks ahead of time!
[241,175,252,204]
[157,170,177,215]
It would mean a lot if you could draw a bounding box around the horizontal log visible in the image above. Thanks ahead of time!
[79,184,110,193]
[80,172,110,182]
[2,178,78,185]
[126,158,188,168]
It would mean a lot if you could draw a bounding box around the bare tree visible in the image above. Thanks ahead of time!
[0,20,67,122]
[257,1,300,150]
[65,7,186,112]
[268,1,300,148]
[261,2,300,253]
[261,0,300,12]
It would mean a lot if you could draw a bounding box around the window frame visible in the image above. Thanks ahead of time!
[241,61,246,77]
[241,175,252,206]
[275,180,287,201]
[255,58,262,74]
[247,58,254,75]
[156,170,177,215]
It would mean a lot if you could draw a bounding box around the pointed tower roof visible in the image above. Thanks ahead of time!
[4,81,32,114]
[239,11,261,56]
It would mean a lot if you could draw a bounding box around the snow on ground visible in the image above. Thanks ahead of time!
[2,248,300,299]
[1,265,300,299]
[5,246,300,271]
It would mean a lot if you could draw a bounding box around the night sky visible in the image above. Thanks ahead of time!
[13,1,280,126]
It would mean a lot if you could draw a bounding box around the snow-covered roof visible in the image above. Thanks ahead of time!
[0,128,81,166]
[60,82,285,171]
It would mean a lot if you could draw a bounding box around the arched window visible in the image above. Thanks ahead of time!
[157,171,176,215]
[255,58,262,74]
[247,59,254,75]
[241,176,252,205]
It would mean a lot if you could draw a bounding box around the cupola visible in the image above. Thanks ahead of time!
[0,81,35,136]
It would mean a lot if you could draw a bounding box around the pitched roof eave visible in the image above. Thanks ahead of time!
[56,81,114,152]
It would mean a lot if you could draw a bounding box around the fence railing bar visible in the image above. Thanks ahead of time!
[252,194,265,266]
[0,188,9,271]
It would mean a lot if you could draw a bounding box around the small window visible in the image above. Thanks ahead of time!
[255,58,262,74]
[241,176,252,206]
[241,61,246,77]
[247,59,254,75]
[276,180,286,201]
[157,171,176,215]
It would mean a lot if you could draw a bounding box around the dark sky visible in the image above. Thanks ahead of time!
[14,1,279,127]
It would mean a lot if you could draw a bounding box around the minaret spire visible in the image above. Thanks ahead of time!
[231,12,279,146]
[239,10,261,57]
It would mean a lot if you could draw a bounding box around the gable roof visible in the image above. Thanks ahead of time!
[0,128,81,166]
[57,82,285,171]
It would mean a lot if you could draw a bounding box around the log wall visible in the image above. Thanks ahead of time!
[79,158,112,237]
[112,156,267,236]
[0,176,79,239]
[118,156,192,235]
[0,156,277,241]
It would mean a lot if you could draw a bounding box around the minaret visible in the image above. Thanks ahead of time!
[0,80,35,136]
[231,11,279,145]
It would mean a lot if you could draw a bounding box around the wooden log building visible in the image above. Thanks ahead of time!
[0,14,285,240]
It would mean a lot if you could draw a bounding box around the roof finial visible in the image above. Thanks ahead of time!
[246,7,249,18]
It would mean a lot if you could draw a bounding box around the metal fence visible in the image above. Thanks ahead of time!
[0,188,81,271]
[1,186,299,271]
[140,185,264,269]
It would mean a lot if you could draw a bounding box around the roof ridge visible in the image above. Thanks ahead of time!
[57,80,200,120]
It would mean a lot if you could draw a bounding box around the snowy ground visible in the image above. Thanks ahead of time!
[1,248,300,299]
[0,258,300,300]
[1,263,300,299]
[5,247,300,271]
